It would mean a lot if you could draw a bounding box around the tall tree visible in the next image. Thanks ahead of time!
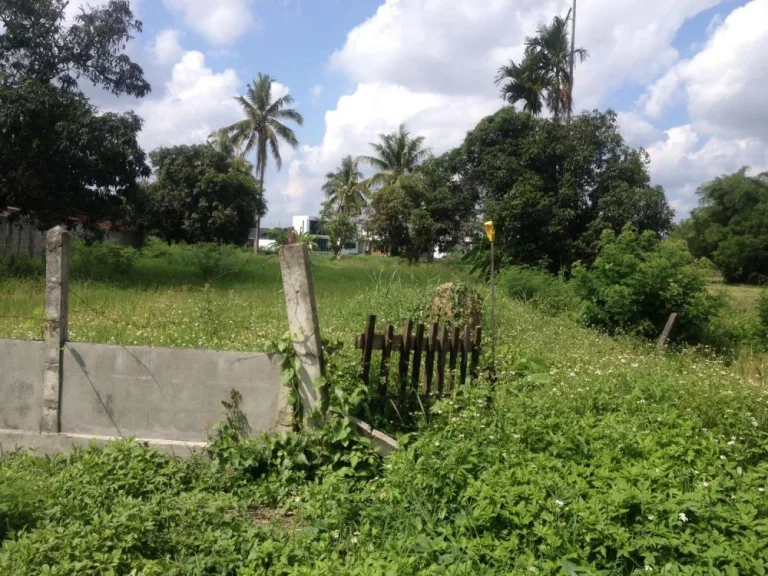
[138,145,262,245]
[323,156,368,216]
[228,73,303,252]
[496,13,587,119]
[676,169,768,283]
[359,124,431,188]
[0,0,151,231]
[457,107,673,272]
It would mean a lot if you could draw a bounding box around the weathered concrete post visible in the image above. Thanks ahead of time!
[42,226,69,433]
[278,243,324,427]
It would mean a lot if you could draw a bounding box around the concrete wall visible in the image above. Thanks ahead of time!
[0,218,45,257]
[0,340,45,431]
[0,338,281,449]
[60,342,281,442]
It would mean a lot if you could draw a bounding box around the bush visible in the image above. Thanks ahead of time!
[573,227,721,344]
[70,240,137,281]
[499,266,580,315]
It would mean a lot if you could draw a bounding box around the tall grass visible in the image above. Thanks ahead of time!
[0,241,471,352]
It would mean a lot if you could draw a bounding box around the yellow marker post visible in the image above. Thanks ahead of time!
[484,221,496,368]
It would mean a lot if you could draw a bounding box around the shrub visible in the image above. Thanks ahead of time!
[70,240,137,281]
[420,281,483,328]
[572,227,721,344]
[498,266,580,315]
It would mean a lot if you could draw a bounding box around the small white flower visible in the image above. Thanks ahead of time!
[595,370,603,375]
[703,481,710,488]
[678,512,688,522]
[351,537,358,544]
[353,530,361,536]
[294,496,301,503]
[737,467,743,476]
[727,440,735,446]
[720,455,727,460]
[647,515,655,521]
[758,488,765,493]
[645,565,653,572]
[528,566,537,573]
[555,499,564,507]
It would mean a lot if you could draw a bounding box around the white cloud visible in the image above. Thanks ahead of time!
[617,112,664,149]
[162,0,257,45]
[265,0,724,224]
[646,125,768,214]
[641,0,768,138]
[311,85,324,98]
[134,51,242,153]
[150,29,183,65]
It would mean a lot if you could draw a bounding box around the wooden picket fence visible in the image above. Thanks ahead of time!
[354,314,482,404]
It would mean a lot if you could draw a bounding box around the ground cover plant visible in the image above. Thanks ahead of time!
[2,252,768,574]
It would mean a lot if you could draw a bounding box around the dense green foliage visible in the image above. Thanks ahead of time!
[2,278,768,573]
[322,212,358,258]
[366,154,478,261]
[675,169,768,283]
[0,0,150,230]
[499,266,579,315]
[573,227,719,344]
[138,145,263,245]
[457,108,673,272]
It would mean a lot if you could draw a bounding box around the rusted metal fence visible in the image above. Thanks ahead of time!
[354,315,482,404]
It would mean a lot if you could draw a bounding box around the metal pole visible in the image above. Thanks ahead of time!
[568,0,576,122]
[490,240,496,367]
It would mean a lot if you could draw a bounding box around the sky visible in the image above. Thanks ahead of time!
[71,0,768,228]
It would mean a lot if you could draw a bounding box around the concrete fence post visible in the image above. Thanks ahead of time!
[278,244,324,427]
[42,226,69,433]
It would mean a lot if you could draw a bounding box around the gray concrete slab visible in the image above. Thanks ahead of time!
[0,339,44,431]
[60,342,281,442]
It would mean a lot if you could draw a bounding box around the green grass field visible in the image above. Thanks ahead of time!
[2,246,768,573]
[0,242,471,352]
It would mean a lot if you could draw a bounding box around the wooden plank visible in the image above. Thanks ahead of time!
[459,325,471,386]
[361,315,377,384]
[378,324,395,397]
[470,326,482,380]
[448,326,460,391]
[436,324,449,396]
[424,322,439,395]
[398,319,413,404]
[656,313,678,349]
[411,323,425,392]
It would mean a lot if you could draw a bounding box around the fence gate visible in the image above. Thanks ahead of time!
[355,315,482,405]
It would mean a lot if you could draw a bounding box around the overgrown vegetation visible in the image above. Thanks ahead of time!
[2,273,768,574]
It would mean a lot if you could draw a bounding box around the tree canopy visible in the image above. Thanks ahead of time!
[0,0,150,230]
[137,145,264,245]
[456,107,673,271]
[496,13,587,119]
[323,156,368,217]
[364,152,478,261]
[675,169,768,283]
[360,124,431,189]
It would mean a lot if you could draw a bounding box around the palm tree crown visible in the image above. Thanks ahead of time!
[359,124,431,188]
[323,156,368,216]
[207,128,253,174]
[496,13,587,119]
[227,73,303,251]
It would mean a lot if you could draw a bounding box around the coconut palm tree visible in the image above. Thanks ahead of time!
[207,128,253,174]
[322,156,368,216]
[496,13,587,119]
[359,124,431,189]
[228,73,304,252]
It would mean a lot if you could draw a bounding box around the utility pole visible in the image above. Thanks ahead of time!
[568,0,577,123]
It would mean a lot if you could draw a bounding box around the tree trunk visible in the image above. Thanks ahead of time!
[254,172,264,254]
